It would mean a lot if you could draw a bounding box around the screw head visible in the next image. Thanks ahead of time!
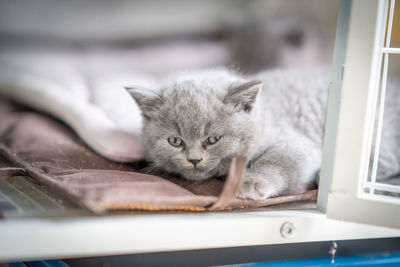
[280,221,295,238]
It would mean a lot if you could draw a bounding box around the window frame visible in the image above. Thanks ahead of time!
[318,0,400,228]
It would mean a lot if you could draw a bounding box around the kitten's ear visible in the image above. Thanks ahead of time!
[224,80,262,112]
[125,86,163,116]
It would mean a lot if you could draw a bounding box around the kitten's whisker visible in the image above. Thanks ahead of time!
[140,164,158,174]
[139,160,169,174]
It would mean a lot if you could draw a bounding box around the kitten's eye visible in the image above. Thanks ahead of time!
[205,136,222,145]
[168,137,184,147]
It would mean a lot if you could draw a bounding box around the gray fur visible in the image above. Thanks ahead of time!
[127,68,400,200]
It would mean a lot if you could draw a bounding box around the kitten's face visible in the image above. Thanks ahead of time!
[127,73,261,181]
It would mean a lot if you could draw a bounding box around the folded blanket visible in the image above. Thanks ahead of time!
[0,101,316,213]
[0,63,149,162]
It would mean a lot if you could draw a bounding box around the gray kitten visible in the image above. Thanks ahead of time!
[127,68,400,200]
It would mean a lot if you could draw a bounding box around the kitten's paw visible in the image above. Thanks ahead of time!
[237,175,277,200]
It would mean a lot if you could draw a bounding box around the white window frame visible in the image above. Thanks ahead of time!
[1,0,400,262]
[318,0,400,229]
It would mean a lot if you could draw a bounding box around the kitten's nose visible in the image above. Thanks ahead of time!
[188,159,202,167]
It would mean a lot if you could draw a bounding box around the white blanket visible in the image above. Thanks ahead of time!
[0,49,156,162]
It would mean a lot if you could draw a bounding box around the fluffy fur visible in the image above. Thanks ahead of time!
[127,68,400,200]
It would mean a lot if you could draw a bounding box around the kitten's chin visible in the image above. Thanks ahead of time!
[180,168,215,181]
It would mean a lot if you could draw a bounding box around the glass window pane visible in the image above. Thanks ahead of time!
[390,0,400,47]
[366,54,400,197]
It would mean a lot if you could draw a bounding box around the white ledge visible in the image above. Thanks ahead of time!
[1,209,400,262]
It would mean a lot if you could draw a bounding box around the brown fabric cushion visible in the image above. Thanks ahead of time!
[0,100,316,214]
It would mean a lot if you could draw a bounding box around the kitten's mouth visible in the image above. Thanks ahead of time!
[170,160,221,181]
[181,166,216,181]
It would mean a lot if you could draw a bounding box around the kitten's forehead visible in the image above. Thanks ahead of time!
[150,69,246,139]
[161,88,225,139]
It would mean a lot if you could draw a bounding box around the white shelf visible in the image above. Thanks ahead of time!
[1,209,399,262]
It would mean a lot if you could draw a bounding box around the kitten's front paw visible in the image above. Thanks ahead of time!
[237,174,277,200]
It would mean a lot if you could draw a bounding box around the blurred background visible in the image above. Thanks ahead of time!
[0,0,339,76]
